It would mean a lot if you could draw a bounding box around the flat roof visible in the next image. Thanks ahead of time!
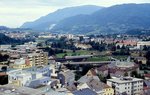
[0,84,44,95]
[107,77,143,84]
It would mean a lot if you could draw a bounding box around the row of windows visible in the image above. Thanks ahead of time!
[104,93,113,95]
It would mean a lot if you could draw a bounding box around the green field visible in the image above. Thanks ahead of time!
[112,55,128,60]
[56,50,99,58]
[86,56,110,61]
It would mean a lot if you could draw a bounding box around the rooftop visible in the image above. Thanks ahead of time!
[0,84,43,95]
[73,88,97,95]
[107,77,143,84]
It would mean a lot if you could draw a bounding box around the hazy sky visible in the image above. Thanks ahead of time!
[0,0,150,28]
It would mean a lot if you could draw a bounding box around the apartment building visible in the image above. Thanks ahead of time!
[107,77,143,95]
[28,52,48,66]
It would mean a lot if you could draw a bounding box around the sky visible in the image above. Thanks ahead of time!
[0,0,150,28]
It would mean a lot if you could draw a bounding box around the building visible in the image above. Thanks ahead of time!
[7,65,51,88]
[27,52,48,66]
[0,45,11,49]
[95,58,139,78]
[73,88,97,95]
[0,72,8,85]
[74,43,92,50]
[137,41,150,49]
[144,74,150,80]
[10,58,32,69]
[77,75,114,95]
[0,84,44,95]
[0,84,67,95]
[116,41,137,47]
[107,77,143,95]
[86,69,97,76]
[143,80,150,95]
[58,70,75,86]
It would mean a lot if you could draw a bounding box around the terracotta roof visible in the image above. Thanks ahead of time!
[97,65,108,71]
[87,69,97,76]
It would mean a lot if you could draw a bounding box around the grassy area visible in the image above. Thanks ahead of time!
[56,50,99,58]
[86,56,110,61]
[112,55,128,60]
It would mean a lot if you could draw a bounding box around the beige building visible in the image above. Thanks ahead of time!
[28,52,48,66]
[137,41,150,49]
[11,58,32,69]
[107,77,143,95]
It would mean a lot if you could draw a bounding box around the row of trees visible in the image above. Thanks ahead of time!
[41,47,66,56]
[89,41,106,51]
[146,51,150,66]
[0,54,9,62]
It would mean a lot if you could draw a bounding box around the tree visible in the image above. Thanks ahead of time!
[111,46,116,51]
[131,71,138,77]
[117,45,121,49]
[145,51,150,60]
[145,51,150,66]
[106,73,111,79]
[121,45,126,49]
[124,72,128,77]
[143,45,148,51]
[98,74,107,83]
[1,66,7,72]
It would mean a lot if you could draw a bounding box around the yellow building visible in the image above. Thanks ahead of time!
[28,52,48,66]
[11,58,32,69]
[103,84,114,95]
[11,80,21,86]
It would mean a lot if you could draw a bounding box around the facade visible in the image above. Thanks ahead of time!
[28,52,48,66]
[58,70,75,86]
[0,45,11,49]
[74,43,92,49]
[7,69,33,86]
[11,58,32,69]
[137,41,150,49]
[103,85,114,95]
[107,77,143,95]
[7,66,51,87]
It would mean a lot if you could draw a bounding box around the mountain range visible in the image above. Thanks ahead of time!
[21,5,103,31]
[21,4,150,34]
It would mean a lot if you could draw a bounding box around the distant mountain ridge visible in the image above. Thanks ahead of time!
[21,4,150,34]
[52,3,150,34]
[0,26,9,30]
[21,5,103,31]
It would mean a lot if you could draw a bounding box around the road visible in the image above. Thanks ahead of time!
[62,61,114,65]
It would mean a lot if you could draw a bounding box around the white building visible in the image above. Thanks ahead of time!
[7,65,51,88]
[107,77,143,95]
[0,45,11,49]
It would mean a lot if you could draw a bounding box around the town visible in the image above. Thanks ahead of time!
[0,31,150,95]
